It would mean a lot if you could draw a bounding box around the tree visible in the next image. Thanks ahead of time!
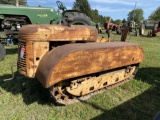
[127,8,144,25]
[99,15,104,24]
[92,9,99,23]
[73,0,92,20]
[103,16,111,22]
[73,0,112,24]
[0,0,27,5]
[113,19,122,25]
[149,7,160,21]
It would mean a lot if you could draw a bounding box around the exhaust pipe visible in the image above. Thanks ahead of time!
[16,0,19,7]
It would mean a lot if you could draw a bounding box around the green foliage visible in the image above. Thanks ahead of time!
[113,19,122,25]
[0,0,27,5]
[99,15,105,24]
[127,8,144,25]
[149,7,160,21]
[91,9,99,23]
[103,16,111,22]
[73,0,92,20]
[73,0,113,24]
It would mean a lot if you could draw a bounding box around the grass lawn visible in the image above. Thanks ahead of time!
[0,31,160,120]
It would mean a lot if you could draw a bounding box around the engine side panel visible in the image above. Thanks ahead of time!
[18,41,49,78]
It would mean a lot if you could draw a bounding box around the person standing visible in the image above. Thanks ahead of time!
[107,28,111,42]
[158,21,160,28]
[6,34,13,46]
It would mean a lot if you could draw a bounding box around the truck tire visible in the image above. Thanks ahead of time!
[0,43,6,61]
[61,12,93,26]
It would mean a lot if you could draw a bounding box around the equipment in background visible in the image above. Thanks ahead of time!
[0,0,93,61]
[0,1,93,41]
[147,21,160,37]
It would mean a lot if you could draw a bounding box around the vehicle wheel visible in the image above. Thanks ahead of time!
[139,24,145,35]
[152,27,157,36]
[135,31,139,36]
[61,11,93,26]
[0,43,6,61]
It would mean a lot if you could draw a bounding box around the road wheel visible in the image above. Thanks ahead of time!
[0,43,6,61]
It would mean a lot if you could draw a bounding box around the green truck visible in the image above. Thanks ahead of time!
[0,1,93,61]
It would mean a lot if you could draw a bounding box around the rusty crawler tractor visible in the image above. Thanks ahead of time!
[14,24,144,105]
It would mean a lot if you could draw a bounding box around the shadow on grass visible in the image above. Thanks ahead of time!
[135,67,160,85]
[84,86,160,120]
[5,47,18,55]
[85,67,160,120]
[0,67,160,118]
[0,72,55,106]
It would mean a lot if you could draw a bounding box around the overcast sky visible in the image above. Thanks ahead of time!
[27,0,160,20]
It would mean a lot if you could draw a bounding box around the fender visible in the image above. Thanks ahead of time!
[36,42,144,88]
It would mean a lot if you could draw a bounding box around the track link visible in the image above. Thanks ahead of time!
[50,65,138,105]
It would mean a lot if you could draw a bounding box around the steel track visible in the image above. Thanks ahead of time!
[50,66,138,105]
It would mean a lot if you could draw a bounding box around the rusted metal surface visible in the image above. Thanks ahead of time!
[19,24,98,42]
[66,66,136,96]
[36,42,144,88]
[33,42,49,75]
[18,41,49,78]
[96,37,110,42]
[17,25,107,78]
[50,65,138,105]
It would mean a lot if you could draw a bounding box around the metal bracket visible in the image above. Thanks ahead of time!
[3,64,17,81]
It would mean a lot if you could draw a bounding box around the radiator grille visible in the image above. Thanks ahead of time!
[18,41,26,73]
